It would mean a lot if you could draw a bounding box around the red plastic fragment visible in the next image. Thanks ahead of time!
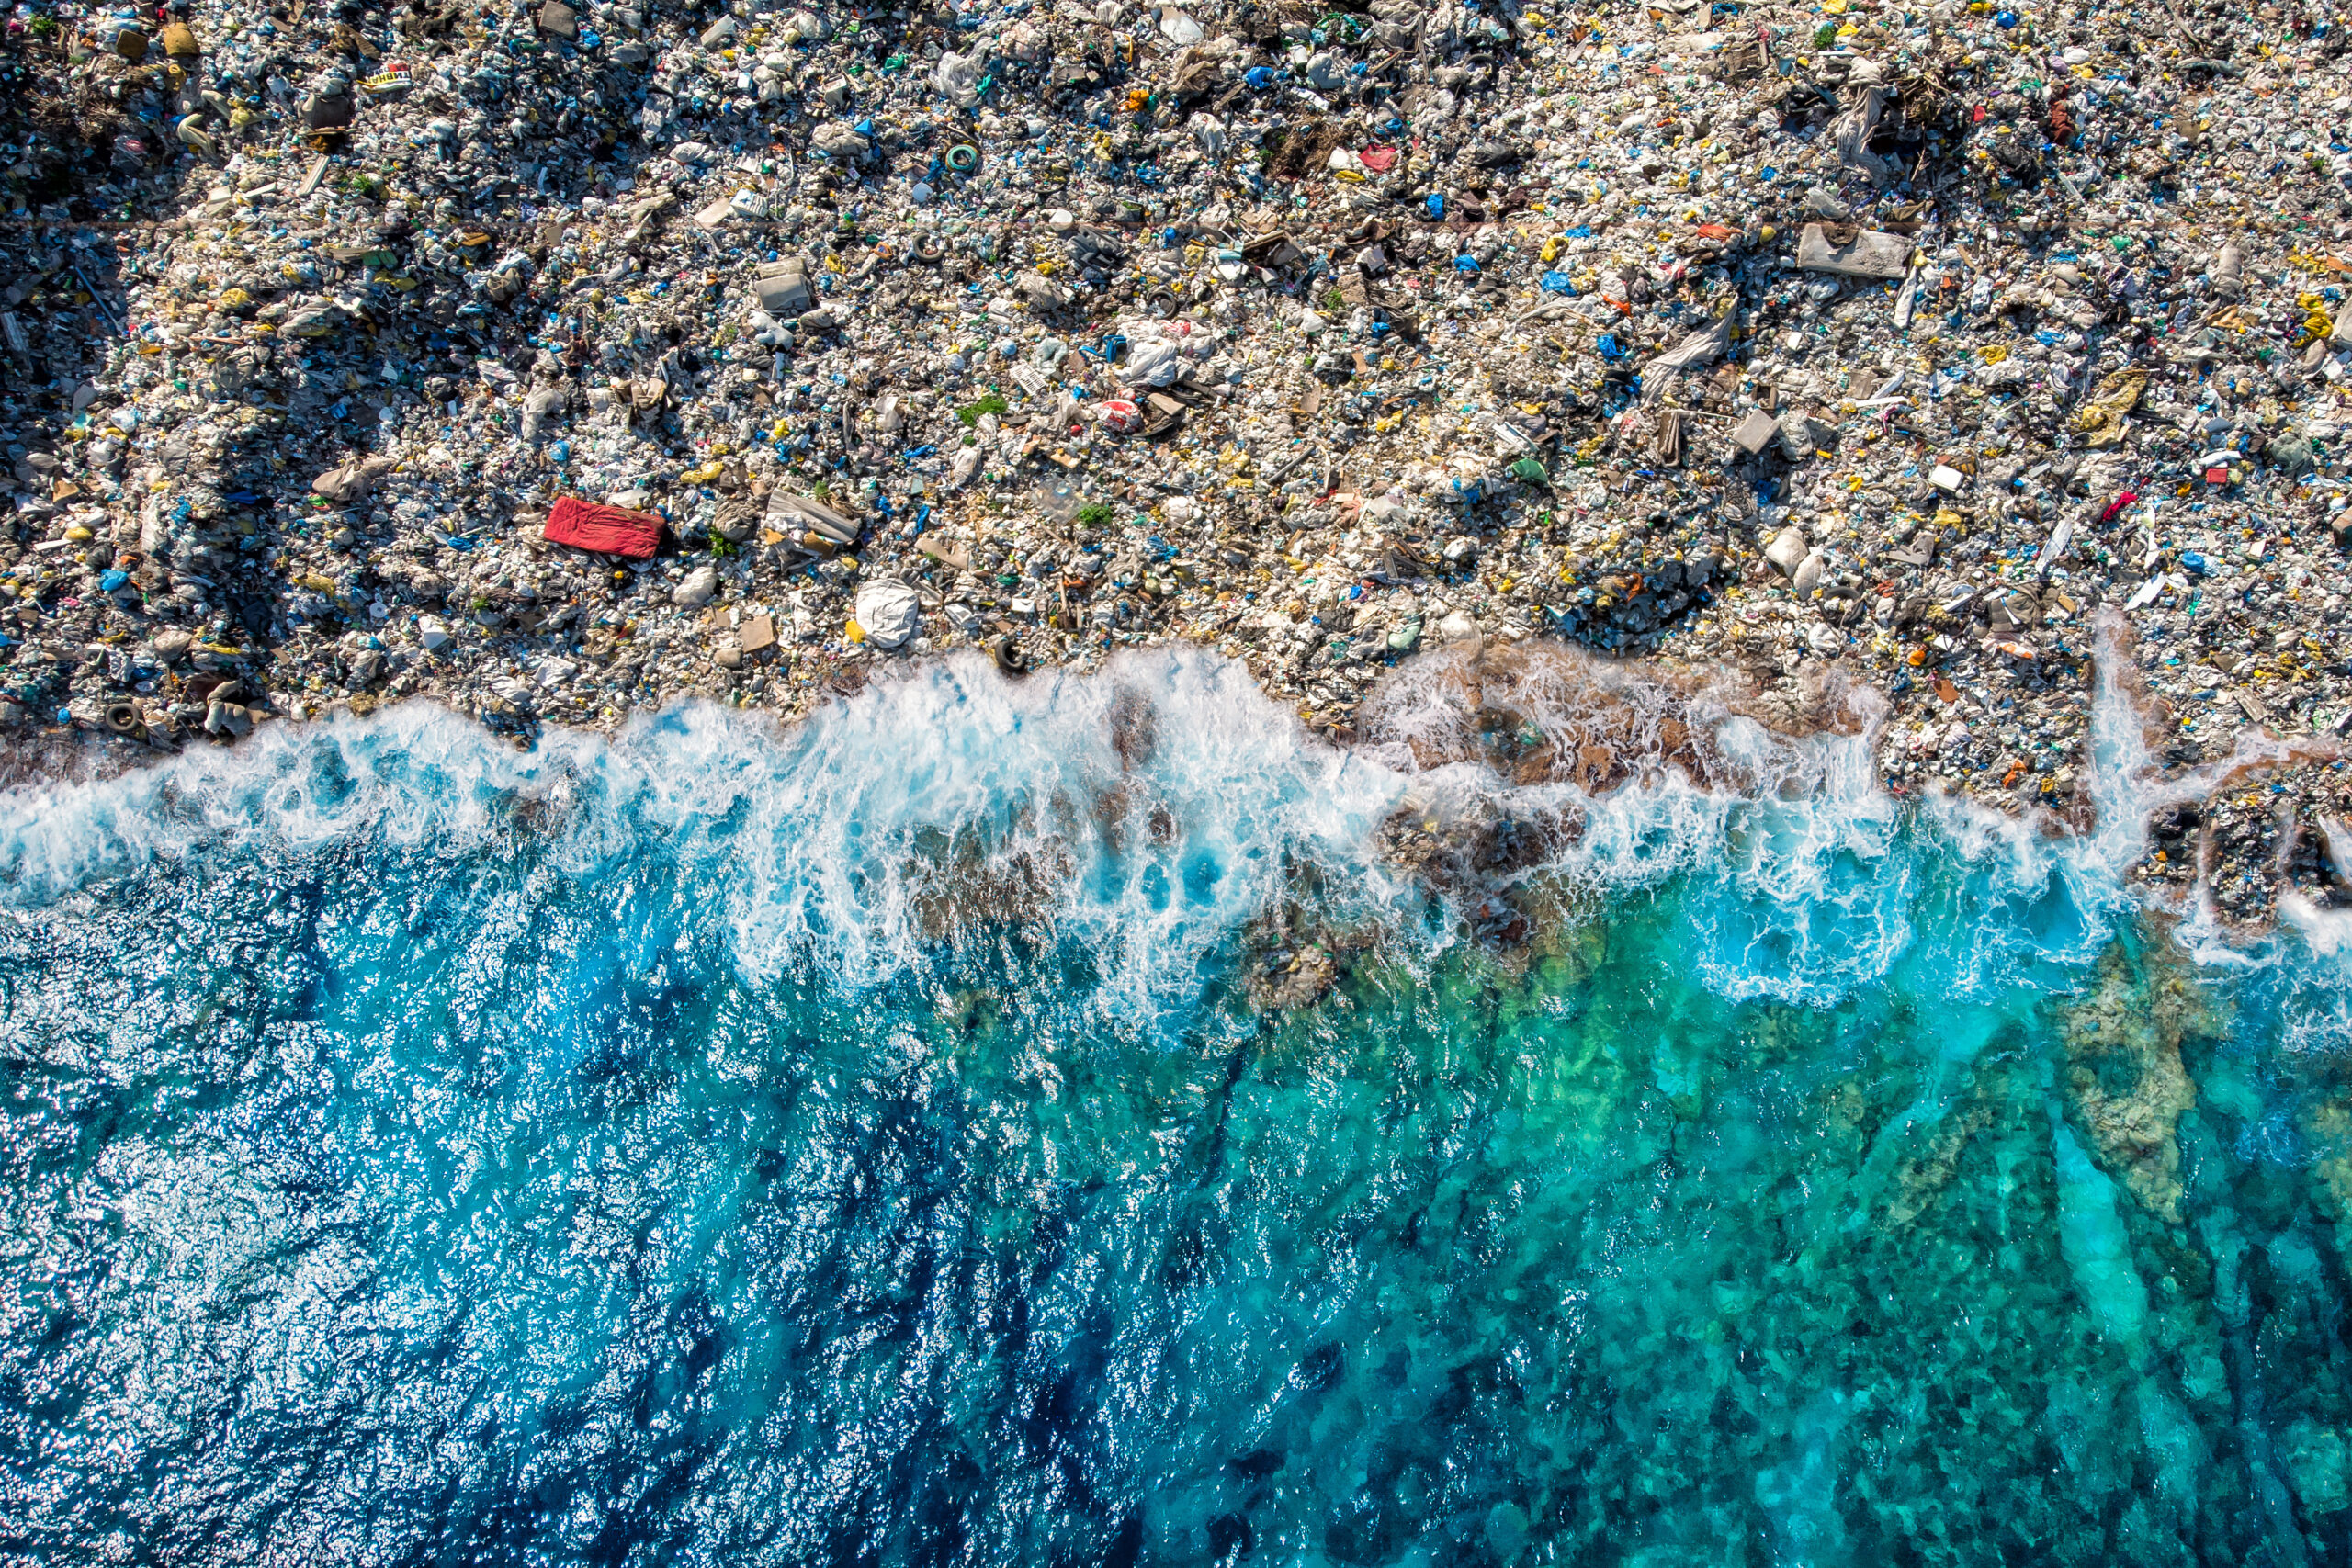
[543,495,662,558]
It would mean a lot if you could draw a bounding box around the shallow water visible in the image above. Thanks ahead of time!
[5,649,2352,1566]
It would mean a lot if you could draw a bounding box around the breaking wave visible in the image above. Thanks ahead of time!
[1,626,2335,1019]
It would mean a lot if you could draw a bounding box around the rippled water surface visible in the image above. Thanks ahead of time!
[6,650,2352,1566]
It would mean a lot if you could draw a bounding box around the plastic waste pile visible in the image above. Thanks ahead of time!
[0,0,2348,913]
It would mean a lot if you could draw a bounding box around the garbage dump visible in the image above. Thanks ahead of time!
[2,0,2350,920]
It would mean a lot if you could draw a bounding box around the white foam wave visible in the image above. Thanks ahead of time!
[1346,616,2345,1000]
[2261,901,2352,1057]
[0,701,547,900]
[2281,893,2352,960]
[0,631,2328,1012]
[717,649,1413,1015]
[1675,723,1914,1006]
[1359,641,1995,1002]
[0,649,1418,1026]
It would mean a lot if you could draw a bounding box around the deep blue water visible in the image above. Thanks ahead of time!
[4,649,2351,1566]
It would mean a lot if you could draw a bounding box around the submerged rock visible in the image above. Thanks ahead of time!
[2058,938,2219,1224]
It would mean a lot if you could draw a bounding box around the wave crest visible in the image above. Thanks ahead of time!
[1,631,2343,1013]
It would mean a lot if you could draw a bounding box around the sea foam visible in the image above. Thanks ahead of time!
[0,630,2335,1013]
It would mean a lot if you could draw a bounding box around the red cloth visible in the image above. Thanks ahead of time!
[543,495,662,558]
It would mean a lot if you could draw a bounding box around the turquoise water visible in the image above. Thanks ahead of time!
[4,649,2351,1565]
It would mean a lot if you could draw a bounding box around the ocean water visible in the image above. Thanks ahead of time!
[4,644,2352,1567]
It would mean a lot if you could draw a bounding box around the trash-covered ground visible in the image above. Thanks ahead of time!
[1,0,2349,925]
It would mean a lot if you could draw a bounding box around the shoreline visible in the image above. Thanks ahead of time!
[10,627,2346,945]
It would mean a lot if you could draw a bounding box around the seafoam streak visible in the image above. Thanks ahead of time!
[0,631,2338,1015]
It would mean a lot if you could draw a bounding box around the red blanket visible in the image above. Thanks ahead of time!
[543,496,662,558]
